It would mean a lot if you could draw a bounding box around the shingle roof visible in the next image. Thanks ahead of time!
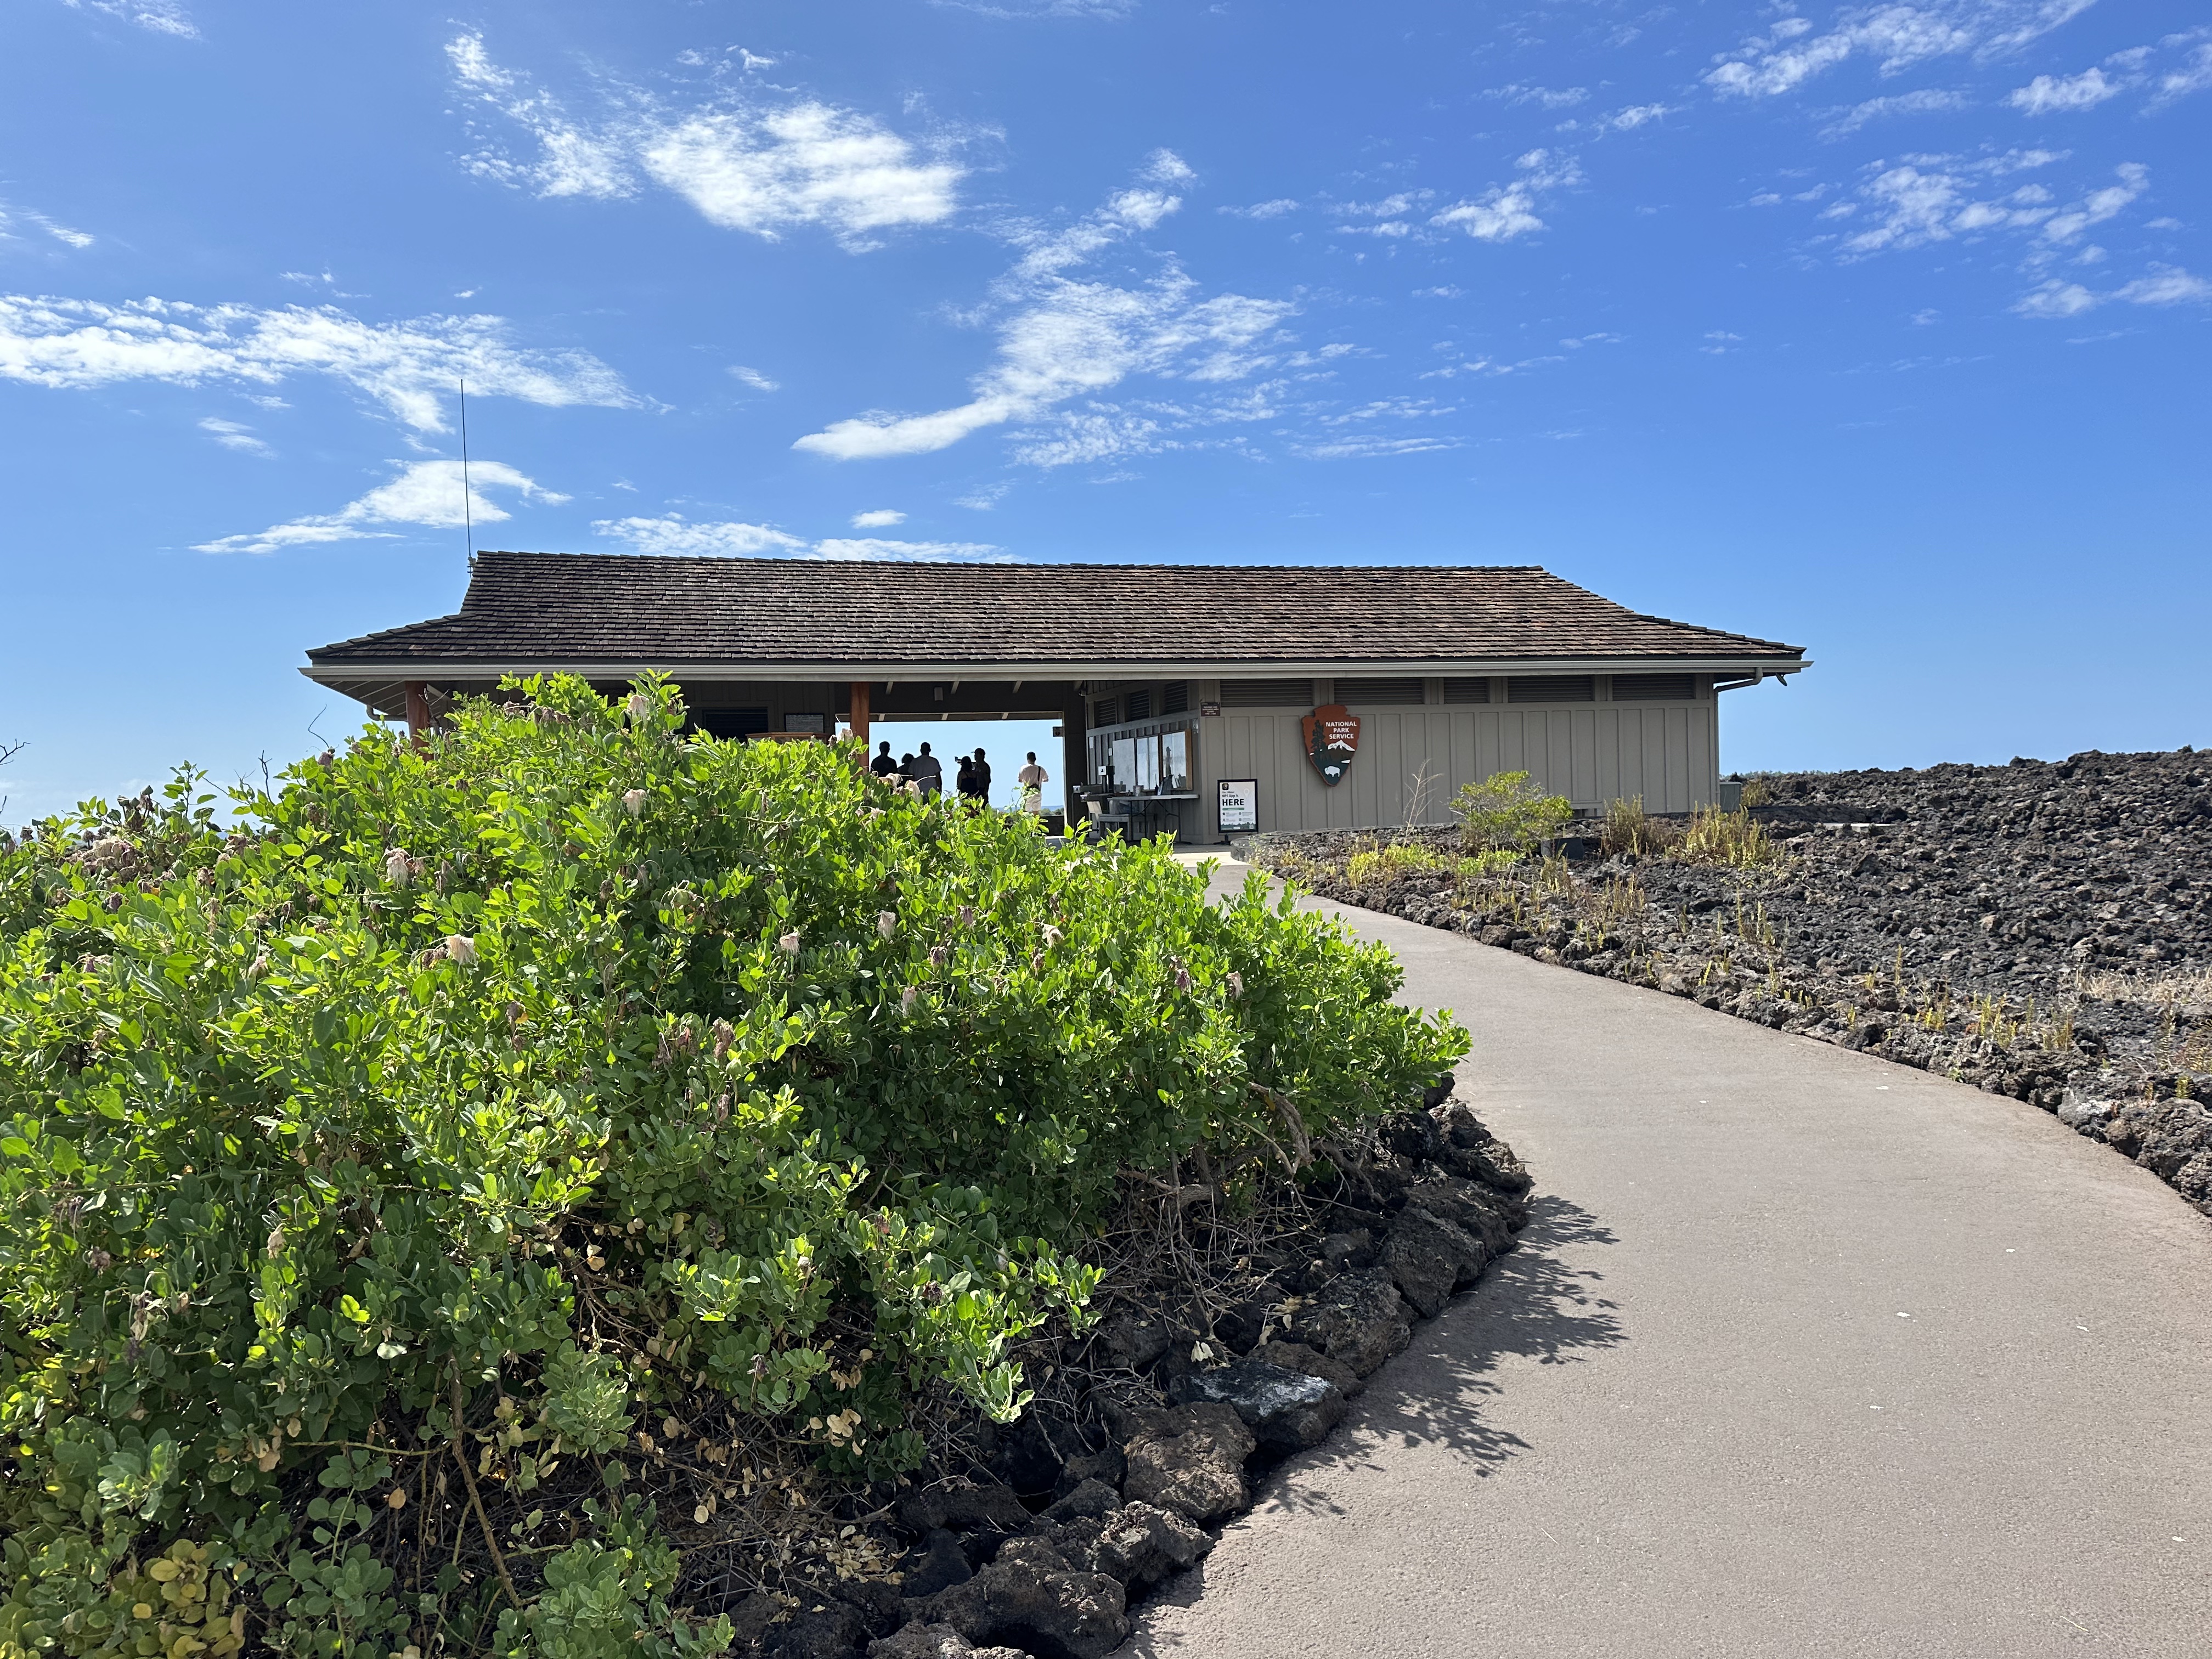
[306,552,1804,672]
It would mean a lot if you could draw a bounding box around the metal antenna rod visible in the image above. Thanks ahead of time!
[458,376,474,561]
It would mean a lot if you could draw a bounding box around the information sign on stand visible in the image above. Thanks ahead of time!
[1218,777,1259,834]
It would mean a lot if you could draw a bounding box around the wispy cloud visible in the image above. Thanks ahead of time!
[195,460,565,555]
[2015,263,2211,316]
[0,199,95,250]
[727,365,780,391]
[0,294,634,431]
[1707,1,2097,99]
[1220,198,1300,219]
[591,514,1003,561]
[448,33,963,249]
[1429,150,1581,241]
[197,416,270,456]
[1821,154,2147,258]
[1482,83,1589,109]
[792,155,1291,462]
[62,0,195,38]
[850,508,905,527]
[2007,30,2212,114]
[1819,88,1973,137]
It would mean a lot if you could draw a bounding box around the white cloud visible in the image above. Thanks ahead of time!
[954,483,1012,510]
[1831,155,2144,257]
[729,365,780,391]
[1820,88,1973,136]
[1429,150,1581,242]
[811,538,1005,560]
[197,416,270,456]
[1221,198,1300,219]
[850,508,905,527]
[2013,279,2097,315]
[0,293,634,431]
[195,460,565,555]
[591,514,806,556]
[1482,84,1590,108]
[63,0,195,38]
[0,199,95,249]
[449,33,962,248]
[2009,67,2122,112]
[1708,1,2097,99]
[1296,433,1461,459]
[932,0,1135,15]
[793,162,1291,463]
[2151,37,2212,105]
[591,515,1003,561]
[1602,103,1677,129]
[2115,264,2212,304]
[2012,262,2207,317]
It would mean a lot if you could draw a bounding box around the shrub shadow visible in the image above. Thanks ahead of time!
[1119,1192,1622,1644]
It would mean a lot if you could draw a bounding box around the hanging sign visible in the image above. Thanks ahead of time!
[1218,777,1259,833]
[1301,704,1360,787]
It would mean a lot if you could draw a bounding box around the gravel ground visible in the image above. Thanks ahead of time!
[1245,747,2212,1216]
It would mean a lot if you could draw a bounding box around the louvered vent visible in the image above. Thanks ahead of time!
[1217,678,1314,708]
[1611,673,1695,701]
[1331,677,1424,705]
[1123,689,1153,720]
[1441,677,1492,704]
[1092,697,1119,726]
[1506,675,1595,703]
[1162,681,1189,714]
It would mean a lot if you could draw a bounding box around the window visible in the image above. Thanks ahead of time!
[1162,681,1189,714]
[1124,689,1153,721]
[1611,673,1696,701]
[1093,697,1119,726]
[1218,677,1314,707]
[1507,675,1595,703]
[691,707,769,738]
[1332,676,1424,704]
[1441,677,1492,704]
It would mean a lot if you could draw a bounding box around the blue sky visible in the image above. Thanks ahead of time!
[2,0,2206,822]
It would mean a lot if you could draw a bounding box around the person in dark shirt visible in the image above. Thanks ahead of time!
[968,747,992,804]
[955,753,978,800]
[908,742,943,795]
[870,740,899,778]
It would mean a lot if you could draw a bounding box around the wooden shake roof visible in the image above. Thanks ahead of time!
[307,553,1805,693]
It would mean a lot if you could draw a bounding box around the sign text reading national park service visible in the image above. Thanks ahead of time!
[1302,703,1360,787]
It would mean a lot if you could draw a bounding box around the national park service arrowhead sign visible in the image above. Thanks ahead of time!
[1302,703,1360,787]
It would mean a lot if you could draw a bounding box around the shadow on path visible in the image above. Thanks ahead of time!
[1120,1195,1622,1648]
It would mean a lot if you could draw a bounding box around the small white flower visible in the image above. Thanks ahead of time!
[778,930,802,955]
[246,951,270,980]
[623,789,647,817]
[383,848,413,887]
[626,692,653,723]
[958,905,975,928]
[1226,970,1244,999]
[900,986,919,1014]
[877,910,898,940]
[445,935,478,966]
[1041,925,1064,948]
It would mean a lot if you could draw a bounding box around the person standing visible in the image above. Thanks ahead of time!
[870,740,900,778]
[954,753,978,803]
[1016,751,1048,814]
[968,747,993,806]
[909,742,943,796]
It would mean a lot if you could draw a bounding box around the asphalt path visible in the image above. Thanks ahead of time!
[1121,859,2212,1657]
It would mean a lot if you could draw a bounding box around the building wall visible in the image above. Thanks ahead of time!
[1085,676,1722,842]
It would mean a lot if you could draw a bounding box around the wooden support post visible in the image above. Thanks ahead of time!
[404,681,432,738]
[849,680,871,744]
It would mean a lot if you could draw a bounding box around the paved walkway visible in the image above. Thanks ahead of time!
[1125,861,2212,1657]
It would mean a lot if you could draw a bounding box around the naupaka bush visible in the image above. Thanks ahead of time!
[0,675,1464,1656]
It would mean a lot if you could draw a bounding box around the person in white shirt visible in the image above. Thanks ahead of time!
[1015,751,1048,813]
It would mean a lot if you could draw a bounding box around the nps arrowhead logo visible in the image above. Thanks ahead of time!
[1301,704,1360,787]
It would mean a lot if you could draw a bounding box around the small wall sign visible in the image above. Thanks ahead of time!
[1218,777,1259,833]
[1300,704,1360,787]
[1200,701,1222,718]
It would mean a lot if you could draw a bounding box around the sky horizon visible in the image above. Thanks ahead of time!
[2,0,2206,824]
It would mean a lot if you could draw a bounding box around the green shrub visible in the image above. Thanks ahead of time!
[1451,771,1574,853]
[1599,795,1679,857]
[0,675,1463,1654]
[1454,850,1521,881]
